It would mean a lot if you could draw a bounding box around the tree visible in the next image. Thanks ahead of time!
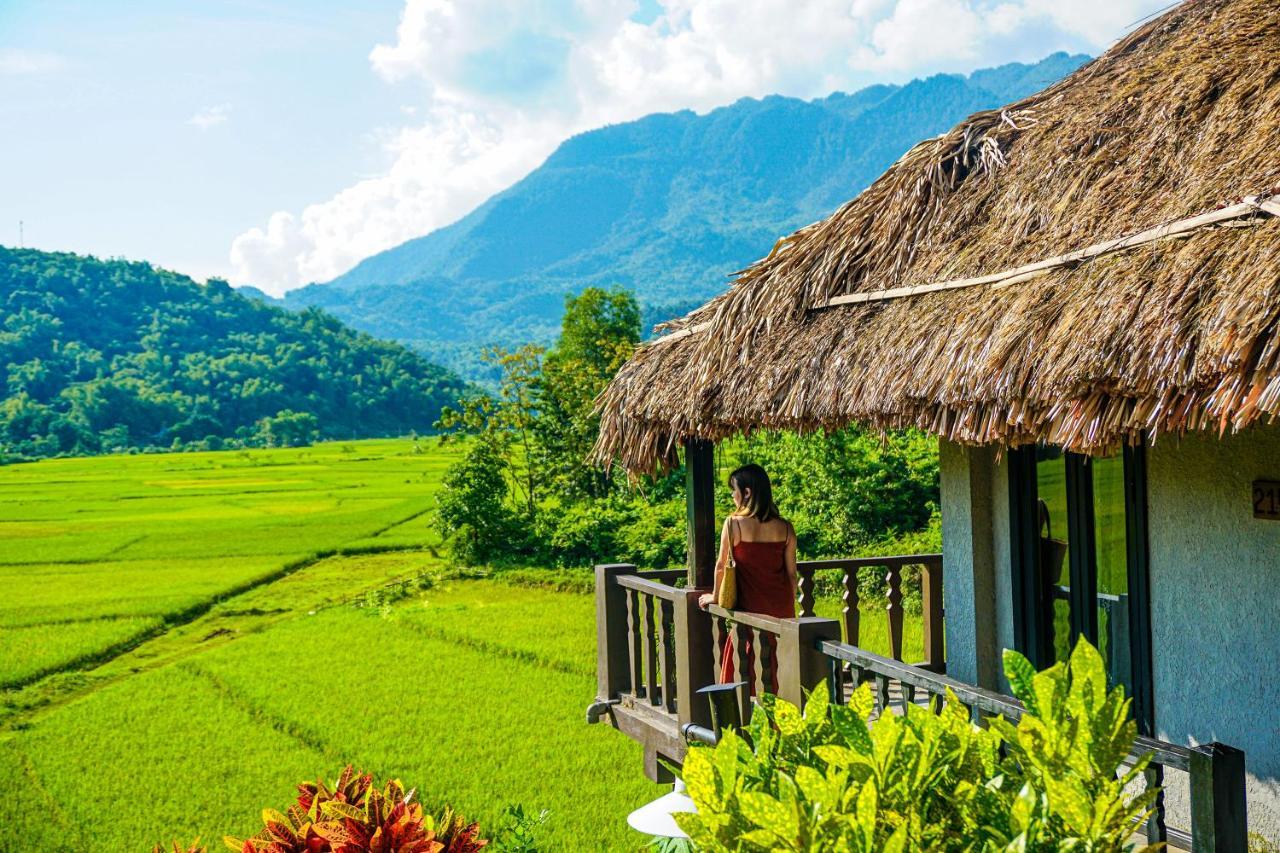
[535,287,640,500]
[435,437,519,564]
[255,410,320,448]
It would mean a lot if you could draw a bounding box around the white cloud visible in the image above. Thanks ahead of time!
[0,48,66,75]
[188,103,231,130]
[231,106,560,292]
[230,0,1174,294]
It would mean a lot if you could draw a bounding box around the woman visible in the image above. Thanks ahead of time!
[698,464,799,688]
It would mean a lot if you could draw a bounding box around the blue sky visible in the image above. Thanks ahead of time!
[0,1,407,282]
[0,0,1173,294]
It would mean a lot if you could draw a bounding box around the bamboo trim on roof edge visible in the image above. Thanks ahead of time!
[648,194,1280,348]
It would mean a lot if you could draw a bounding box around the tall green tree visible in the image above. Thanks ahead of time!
[535,287,640,500]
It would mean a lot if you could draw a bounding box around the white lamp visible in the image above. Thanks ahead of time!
[626,778,696,838]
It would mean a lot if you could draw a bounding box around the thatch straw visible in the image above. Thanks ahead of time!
[596,0,1280,474]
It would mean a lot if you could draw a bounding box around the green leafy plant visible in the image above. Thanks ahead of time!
[675,639,1158,851]
[490,804,549,853]
[224,766,488,853]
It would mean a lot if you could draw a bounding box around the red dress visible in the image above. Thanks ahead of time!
[719,534,796,690]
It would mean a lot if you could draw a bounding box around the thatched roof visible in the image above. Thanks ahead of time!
[596,0,1280,474]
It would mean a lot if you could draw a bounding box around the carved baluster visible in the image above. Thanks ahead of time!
[900,681,916,713]
[886,564,904,661]
[734,622,751,722]
[626,589,643,698]
[752,628,769,699]
[660,598,677,713]
[842,567,860,647]
[643,595,659,705]
[875,673,891,715]
[827,656,843,705]
[798,567,815,617]
[1145,765,1167,844]
[712,615,726,676]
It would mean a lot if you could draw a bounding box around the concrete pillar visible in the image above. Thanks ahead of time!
[939,440,1000,689]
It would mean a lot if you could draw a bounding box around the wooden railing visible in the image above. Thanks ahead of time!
[704,605,779,724]
[593,556,941,767]
[595,564,715,778]
[817,641,1247,851]
[592,558,1248,849]
[796,554,944,669]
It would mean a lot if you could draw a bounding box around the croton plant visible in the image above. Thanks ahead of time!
[156,767,487,853]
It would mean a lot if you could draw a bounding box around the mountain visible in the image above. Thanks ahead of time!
[285,52,1089,380]
[0,247,466,460]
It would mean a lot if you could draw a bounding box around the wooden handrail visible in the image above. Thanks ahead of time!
[794,552,944,668]
[704,603,784,634]
[616,573,685,602]
[797,553,942,573]
[818,640,1190,770]
[636,569,687,584]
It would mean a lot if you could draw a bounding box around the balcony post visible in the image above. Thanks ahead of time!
[674,589,715,730]
[1189,742,1247,852]
[685,438,717,589]
[921,557,945,670]
[596,563,637,700]
[775,616,842,708]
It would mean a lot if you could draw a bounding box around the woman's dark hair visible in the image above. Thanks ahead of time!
[728,464,782,522]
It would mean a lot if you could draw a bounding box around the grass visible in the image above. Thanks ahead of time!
[0,440,664,851]
[0,440,448,675]
[0,617,162,688]
[3,588,655,850]
[0,438,942,851]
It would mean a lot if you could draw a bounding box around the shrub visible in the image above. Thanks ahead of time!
[675,639,1158,851]
[436,439,521,564]
[616,498,687,569]
[223,766,488,853]
[495,568,596,595]
[531,499,628,567]
[737,428,939,556]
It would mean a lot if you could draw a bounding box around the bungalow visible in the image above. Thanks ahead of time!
[588,0,1279,848]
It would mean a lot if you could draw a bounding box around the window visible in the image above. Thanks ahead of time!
[1008,443,1153,733]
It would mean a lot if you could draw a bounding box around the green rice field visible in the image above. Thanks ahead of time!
[0,439,922,851]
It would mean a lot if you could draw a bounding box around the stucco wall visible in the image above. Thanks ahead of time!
[1147,426,1280,839]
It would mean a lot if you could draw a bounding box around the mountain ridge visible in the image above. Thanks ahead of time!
[282,52,1090,379]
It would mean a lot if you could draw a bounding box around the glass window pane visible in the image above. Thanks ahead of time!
[1092,454,1127,594]
[1052,598,1071,664]
[1091,453,1132,692]
[1036,448,1071,661]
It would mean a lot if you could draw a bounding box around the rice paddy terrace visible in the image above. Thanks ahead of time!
[0,439,657,850]
[0,439,922,850]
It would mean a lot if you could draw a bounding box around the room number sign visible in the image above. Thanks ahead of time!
[1254,480,1280,520]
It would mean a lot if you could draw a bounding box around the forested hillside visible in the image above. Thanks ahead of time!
[286,53,1089,379]
[0,247,466,460]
